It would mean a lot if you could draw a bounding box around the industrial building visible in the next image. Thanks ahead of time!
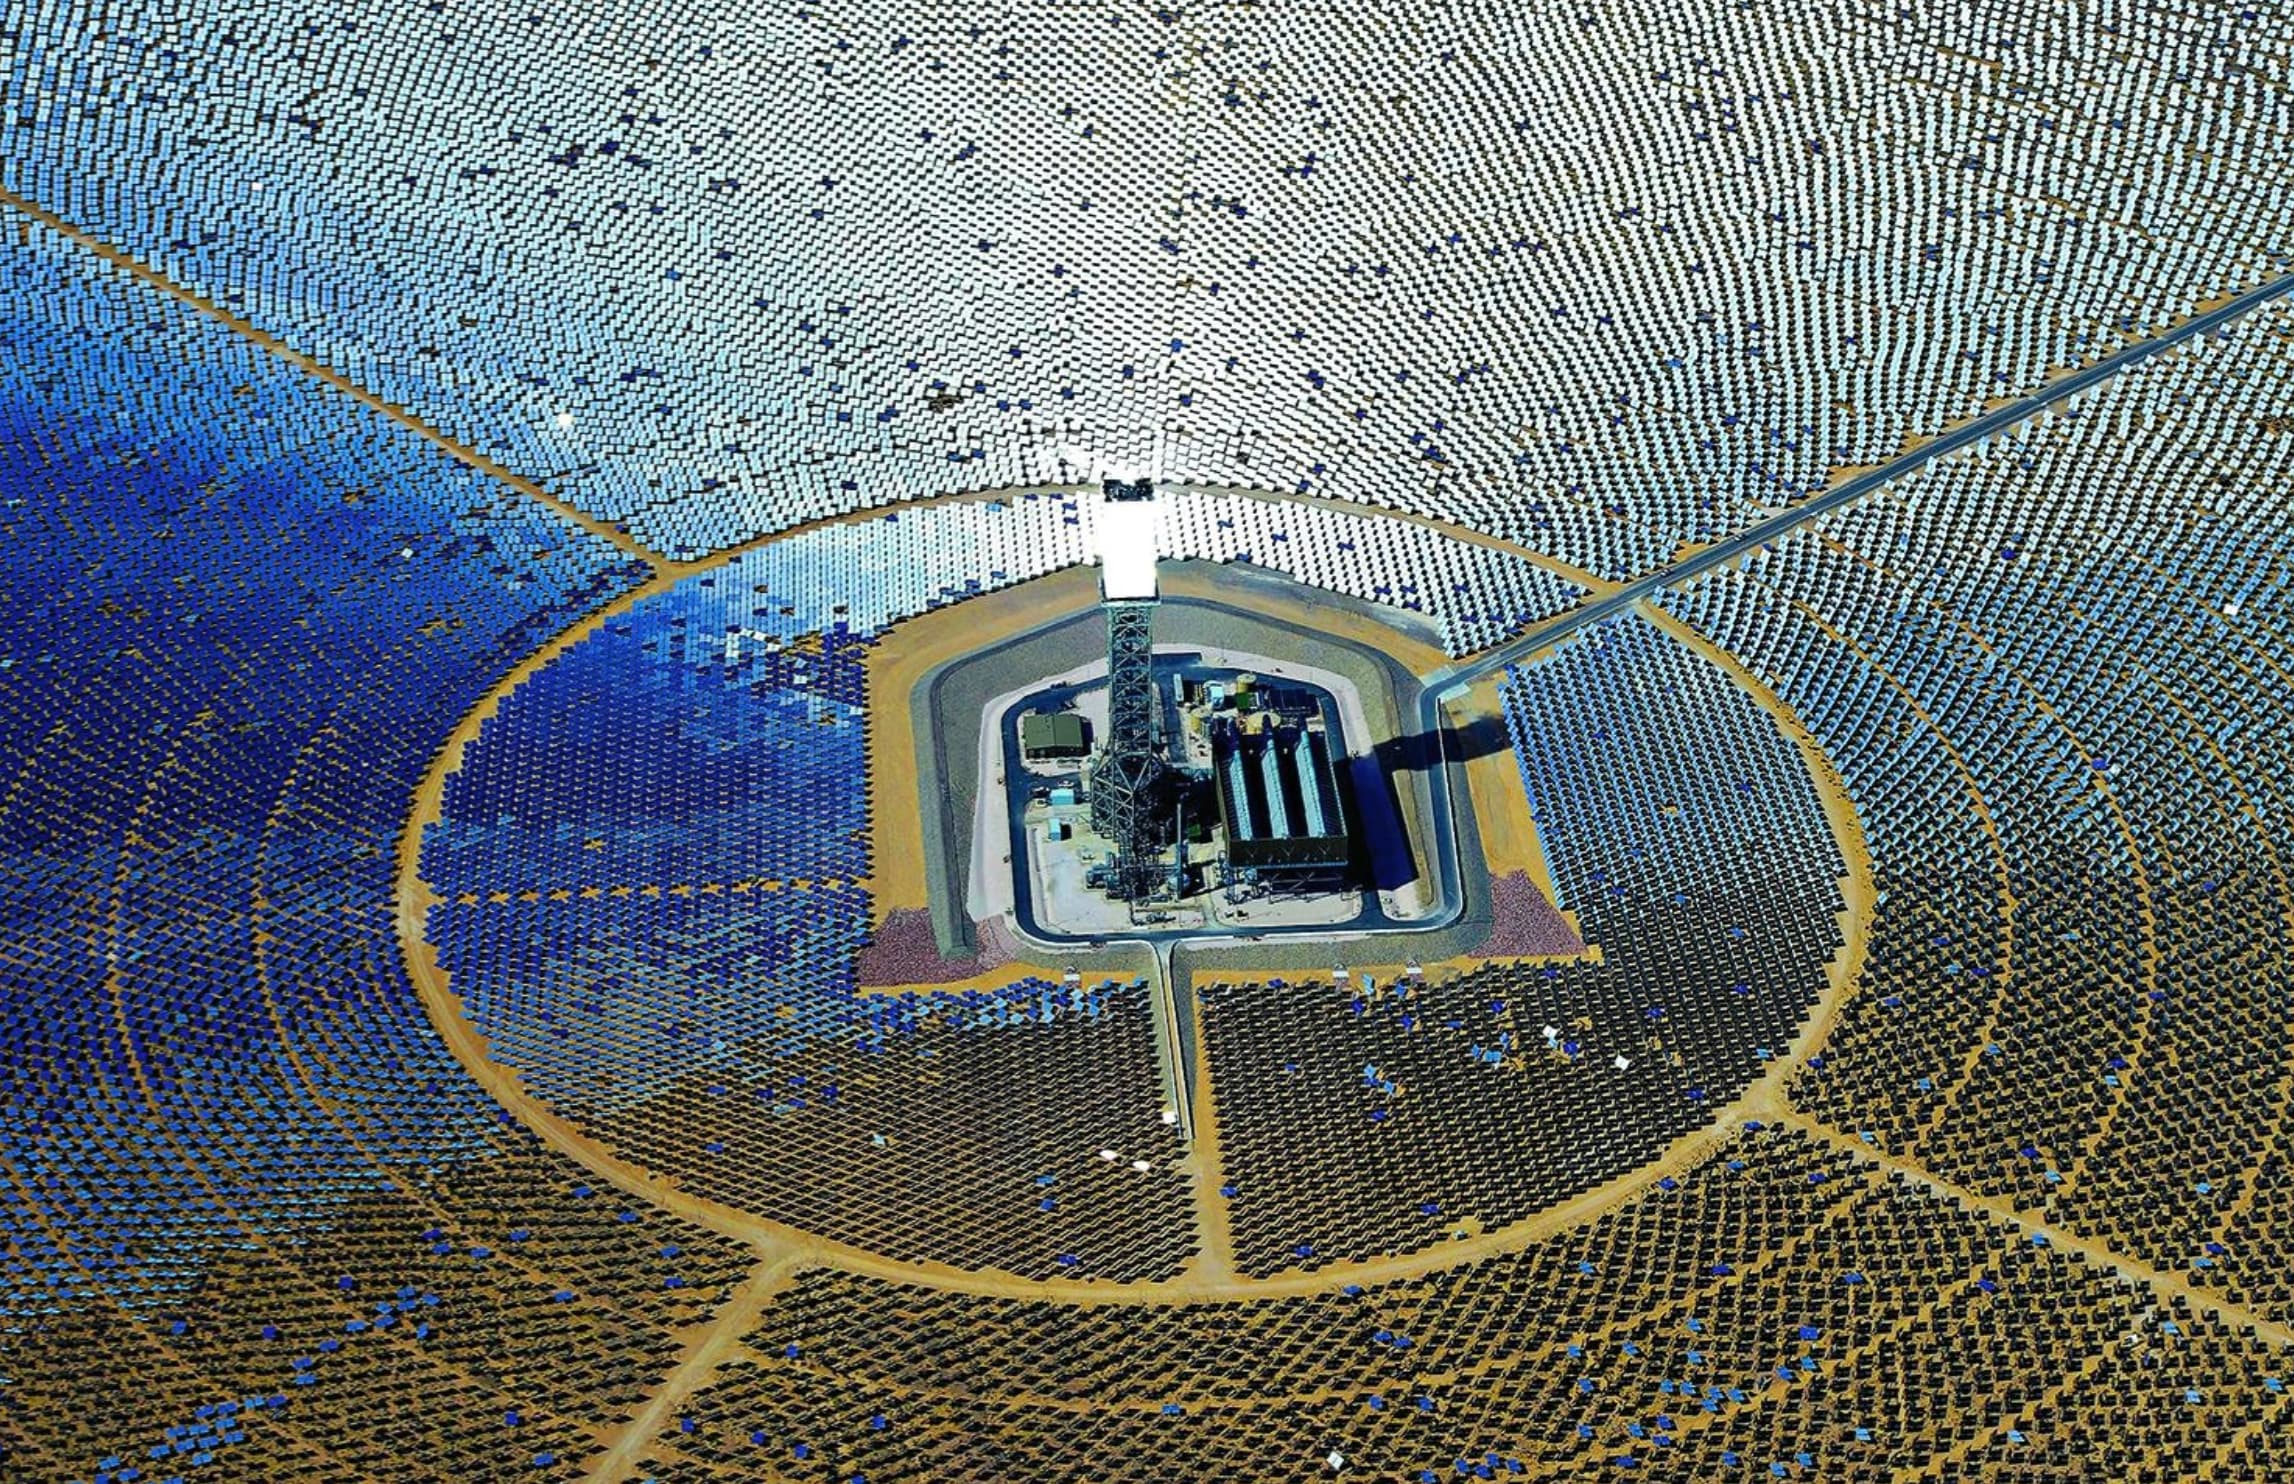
[1211,717,1352,884]
[1018,710,1090,761]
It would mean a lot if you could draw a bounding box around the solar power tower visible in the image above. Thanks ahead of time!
[1089,479,1174,902]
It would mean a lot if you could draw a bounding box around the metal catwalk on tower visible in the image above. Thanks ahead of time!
[1089,480,1173,902]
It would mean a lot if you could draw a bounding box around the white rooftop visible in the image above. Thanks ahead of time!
[1096,491,1160,601]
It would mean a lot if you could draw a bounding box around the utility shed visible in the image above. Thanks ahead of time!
[1021,710,1091,760]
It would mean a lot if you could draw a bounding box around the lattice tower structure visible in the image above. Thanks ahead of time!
[1090,595,1173,901]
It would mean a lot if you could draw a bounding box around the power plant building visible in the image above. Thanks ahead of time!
[1211,718,1352,879]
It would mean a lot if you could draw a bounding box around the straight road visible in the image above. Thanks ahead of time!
[1428,269,2294,698]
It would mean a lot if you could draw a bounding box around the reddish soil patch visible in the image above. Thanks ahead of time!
[853,907,1017,988]
[1469,871,1585,958]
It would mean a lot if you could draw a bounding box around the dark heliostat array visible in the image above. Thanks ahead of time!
[6,1,2294,1481]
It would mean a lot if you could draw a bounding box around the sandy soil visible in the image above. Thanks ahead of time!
[860,566,1106,924]
[1452,676,1582,930]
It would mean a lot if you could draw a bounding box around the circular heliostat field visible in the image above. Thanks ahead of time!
[408,489,1861,1286]
[18,3,2294,1476]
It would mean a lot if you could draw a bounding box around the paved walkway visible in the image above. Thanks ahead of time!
[1429,267,2294,696]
